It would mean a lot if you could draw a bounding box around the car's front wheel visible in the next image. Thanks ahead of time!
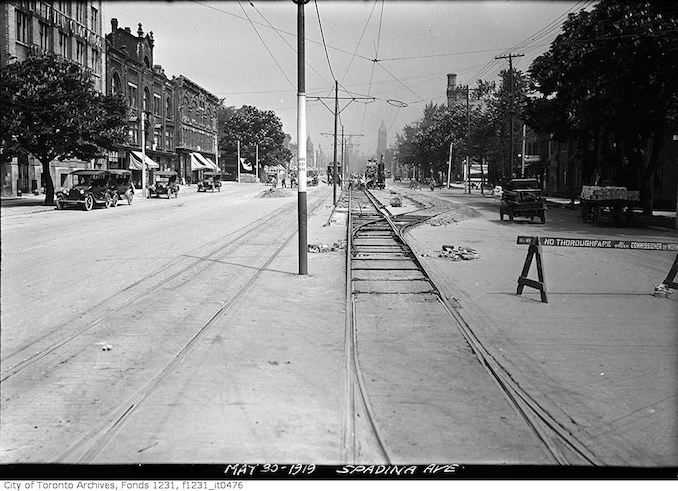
[112,193,119,207]
[83,194,94,211]
[104,193,112,208]
[126,191,134,205]
[55,199,63,210]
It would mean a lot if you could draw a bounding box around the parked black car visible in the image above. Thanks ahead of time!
[55,170,115,211]
[108,169,134,205]
[198,172,222,192]
[148,171,179,198]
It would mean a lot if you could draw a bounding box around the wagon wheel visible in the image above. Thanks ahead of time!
[592,205,600,225]
[581,206,589,223]
[83,194,94,211]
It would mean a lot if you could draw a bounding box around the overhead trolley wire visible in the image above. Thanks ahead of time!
[248,1,333,89]
[236,0,295,89]
[191,0,374,62]
[314,0,337,82]
[341,0,379,86]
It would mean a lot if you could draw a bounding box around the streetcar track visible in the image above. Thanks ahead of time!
[55,194,328,463]
[1,202,297,381]
[347,187,604,465]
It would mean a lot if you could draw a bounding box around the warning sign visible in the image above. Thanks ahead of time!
[517,236,678,251]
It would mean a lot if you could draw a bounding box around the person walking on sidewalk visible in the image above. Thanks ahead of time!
[429,178,436,191]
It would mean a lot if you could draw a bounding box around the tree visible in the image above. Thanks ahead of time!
[219,105,292,174]
[1,54,128,205]
[526,1,678,213]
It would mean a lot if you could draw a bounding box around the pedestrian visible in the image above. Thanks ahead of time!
[430,178,436,191]
[282,176,286,188]
[271,176,277,189]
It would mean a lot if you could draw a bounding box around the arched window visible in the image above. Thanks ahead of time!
[166,97,172,118]
[144,55,150,68]
[112,73,121,95]
[143,87,150,112]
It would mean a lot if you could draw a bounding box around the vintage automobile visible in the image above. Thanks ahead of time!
[55,170,115,211]
[197,171,222,192]
[499,178,546,224]
[306,170,319,187]
[108,169,134,205]
[148,171,179,198]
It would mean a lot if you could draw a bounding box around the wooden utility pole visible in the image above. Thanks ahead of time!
[466,84,471,194]
[495,52,524,178]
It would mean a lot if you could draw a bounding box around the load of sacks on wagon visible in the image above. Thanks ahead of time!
[580,185,640,202]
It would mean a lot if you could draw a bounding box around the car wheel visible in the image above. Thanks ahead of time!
[55,199,63,210]
[104,193,112,208]
[112,194,119,207]
[83,194,94,211]
[127,191,134,205]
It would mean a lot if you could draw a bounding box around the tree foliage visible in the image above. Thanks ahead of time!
[1,54,128,204]
[526,0,678,212]
[218,105,292,170]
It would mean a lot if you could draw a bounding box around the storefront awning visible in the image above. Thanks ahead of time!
[190,152,216,171]
[129,150,160,170]
[203,157,218,171]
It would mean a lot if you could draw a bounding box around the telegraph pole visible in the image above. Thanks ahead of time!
[322,130,363,185]
[237,139,241,183]
[332,81,339,203]
[340,125,345,187]
[495,52,524,178]
[309,87,373,204]
[466,85,471,194]
[141,111,147,198]
[295,0,310,275]
[255,143,259,181]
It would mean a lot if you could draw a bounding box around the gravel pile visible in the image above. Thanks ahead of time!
[260,188,294,198]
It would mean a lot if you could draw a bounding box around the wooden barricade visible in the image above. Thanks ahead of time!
[516,236,678,303]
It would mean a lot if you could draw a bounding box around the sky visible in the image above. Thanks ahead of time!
[105,0,595,160]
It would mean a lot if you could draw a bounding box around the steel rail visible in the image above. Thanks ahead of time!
[344,188,393,464]
[56,194,329,463]
[2,203,298,382]
[363,187,603,465]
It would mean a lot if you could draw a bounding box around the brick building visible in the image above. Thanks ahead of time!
[0,0,105,196]
[105,19,177,187]
[173,75,219,184]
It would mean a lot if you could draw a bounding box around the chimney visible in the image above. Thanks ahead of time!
[446,73,458,107]
[124,27,131,34]
[111,18,118,33]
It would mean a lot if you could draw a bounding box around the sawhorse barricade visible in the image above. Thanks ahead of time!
[516,235,678,303]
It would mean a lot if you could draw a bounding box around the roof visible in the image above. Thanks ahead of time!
[70,170,108,176]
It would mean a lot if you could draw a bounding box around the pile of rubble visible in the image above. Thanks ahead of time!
[261,188,293,198]
[438,245,480,261]
[390,196,403,207]
[308,241,346,253]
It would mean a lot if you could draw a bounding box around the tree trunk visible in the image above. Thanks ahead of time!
[640,129,662,216]
[40,156,55,206]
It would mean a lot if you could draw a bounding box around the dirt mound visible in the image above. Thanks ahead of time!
[260,188,294,198]
[428,205,481,226]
